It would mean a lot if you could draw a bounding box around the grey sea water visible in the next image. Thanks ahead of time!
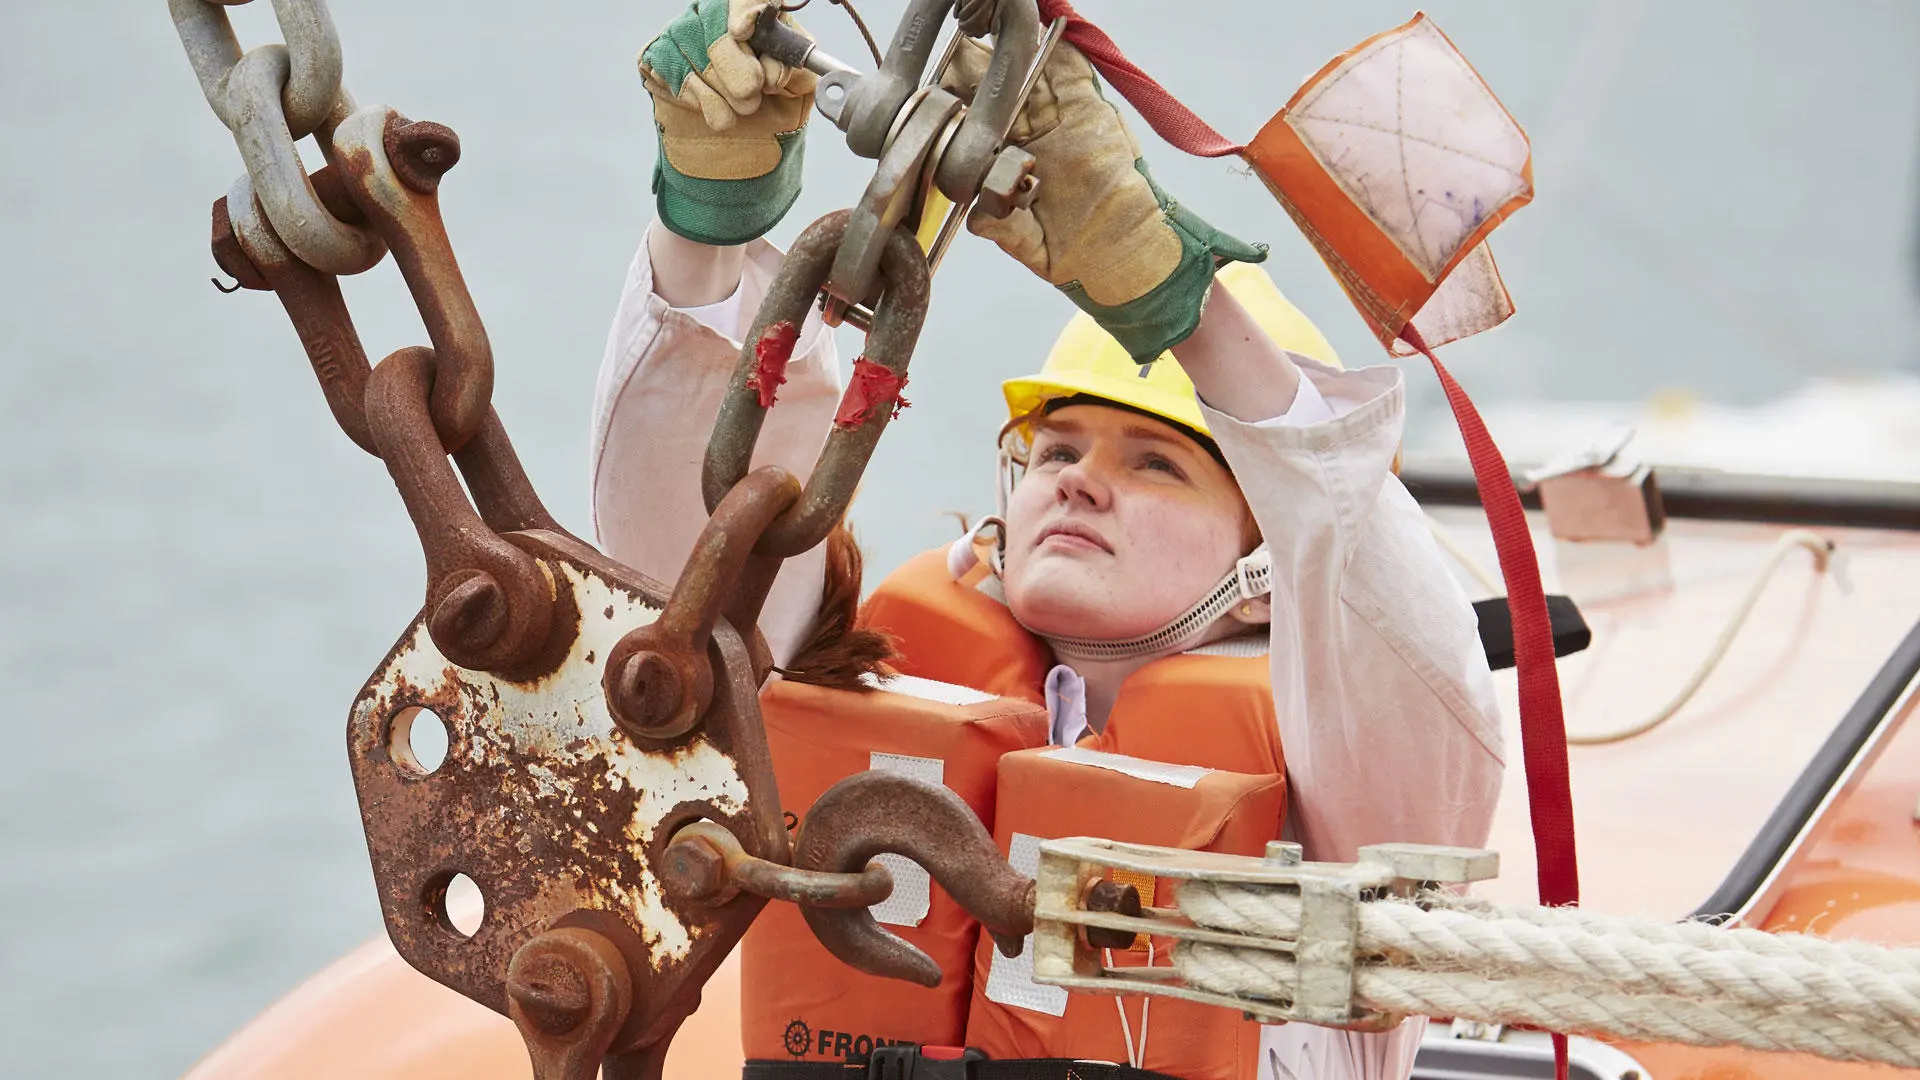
[3,2,1917,1076]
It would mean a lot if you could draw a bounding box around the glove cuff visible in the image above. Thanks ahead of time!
[1060,198,1268,362]
[652,126,807,246]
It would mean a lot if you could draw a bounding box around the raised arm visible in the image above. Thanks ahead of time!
[590,1,837,667]
[1176,287,1506,863]
[1182,284,1506,1080]
[648,220,747,308]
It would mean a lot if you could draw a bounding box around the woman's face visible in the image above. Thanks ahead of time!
[1002,404,1257,641]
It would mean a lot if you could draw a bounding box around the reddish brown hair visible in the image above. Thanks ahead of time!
[780,519,898,691]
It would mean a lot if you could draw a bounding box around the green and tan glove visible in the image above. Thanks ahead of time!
[640,0,817,246]
[943,40,1265,361]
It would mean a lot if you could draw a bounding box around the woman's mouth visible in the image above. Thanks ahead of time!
[1036,520,1113,555]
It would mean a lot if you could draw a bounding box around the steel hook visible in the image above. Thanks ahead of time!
[792,770,1036,986]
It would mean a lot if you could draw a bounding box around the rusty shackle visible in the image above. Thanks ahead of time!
[363,347,558,674]
[603,468,801,741]
[660,819,895,910]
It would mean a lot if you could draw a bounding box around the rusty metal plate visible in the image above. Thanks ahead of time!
[346,530,785,1053]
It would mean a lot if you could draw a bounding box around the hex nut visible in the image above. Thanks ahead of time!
[976,146,1038,219]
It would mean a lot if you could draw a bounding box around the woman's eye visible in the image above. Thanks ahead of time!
[1141,454,1183,478]
[1037,444,1079,466]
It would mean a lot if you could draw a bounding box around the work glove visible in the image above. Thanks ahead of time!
[640,0,818,246]
[943,39,1265,362]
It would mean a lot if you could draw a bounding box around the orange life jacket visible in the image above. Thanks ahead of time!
[745,544,1282,1080]
[740,675,1050,1061]
[860,546,1050,706]
[966,746,1286,1080]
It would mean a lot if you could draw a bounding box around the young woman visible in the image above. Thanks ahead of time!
[592,4,1504,1079]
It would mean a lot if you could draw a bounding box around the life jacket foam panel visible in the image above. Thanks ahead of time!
[859,546,1051,705]
[741,676,1050,1060]
[966,747,1288,1080]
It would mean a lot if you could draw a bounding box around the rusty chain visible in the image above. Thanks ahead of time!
[170,2,1085,1077]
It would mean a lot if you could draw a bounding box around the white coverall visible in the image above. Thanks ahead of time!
[590,229,1507,1080]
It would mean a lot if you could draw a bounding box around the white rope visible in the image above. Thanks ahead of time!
[1567,528,1837,745]
[1171,880,1920,1068]
[1423,513,1840,746]
[1182,884,1920,1025]
[1442,893,1914,974]
[1105,942,1153,1068]
[1178,942,1920,1066]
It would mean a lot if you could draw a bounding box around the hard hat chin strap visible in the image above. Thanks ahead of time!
[1033,546,1271,662]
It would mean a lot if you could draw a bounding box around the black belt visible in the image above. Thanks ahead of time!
[746,1046,1184,1080]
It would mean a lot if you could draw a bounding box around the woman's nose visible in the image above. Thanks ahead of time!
[1055,456,1112,510]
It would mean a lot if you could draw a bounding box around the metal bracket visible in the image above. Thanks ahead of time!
[1030,837,1498,1029]
[346,529,788,1059]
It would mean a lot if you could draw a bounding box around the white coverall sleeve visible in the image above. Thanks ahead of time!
[588,225,838,669]
[1201,356,1507,1080]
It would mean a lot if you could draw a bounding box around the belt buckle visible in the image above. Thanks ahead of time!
[869,1045,987,1080]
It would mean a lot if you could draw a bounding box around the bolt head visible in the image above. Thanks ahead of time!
[612,650,687,732]
[975,146,1038,219]
[507,952,592,1037]
[1082,877,1144,950]
[430,572,509,655]
[1265,841,1304,866]
[660,837,728,901]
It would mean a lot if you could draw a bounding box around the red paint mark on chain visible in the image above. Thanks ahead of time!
[748,321,799,408]
[833,358,909,429]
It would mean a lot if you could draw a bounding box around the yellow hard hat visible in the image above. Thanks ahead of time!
[1001,262,1342,441]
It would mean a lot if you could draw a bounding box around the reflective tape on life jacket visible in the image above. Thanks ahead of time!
[742,674,1051,1061]
[966,746,1288,1080]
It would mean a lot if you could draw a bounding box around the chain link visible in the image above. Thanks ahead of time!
[170,0,385,274]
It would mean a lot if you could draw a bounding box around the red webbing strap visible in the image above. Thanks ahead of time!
[1398,326,1579,905]
[1403,325,1578,1080]
[1035,0,1245,158]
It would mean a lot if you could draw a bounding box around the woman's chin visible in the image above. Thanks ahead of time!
[1006,586,1158,643]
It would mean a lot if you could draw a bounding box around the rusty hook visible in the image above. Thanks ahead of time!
[792,770,1036,986]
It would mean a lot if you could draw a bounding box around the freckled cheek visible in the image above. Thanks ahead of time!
[1004,478,1055,552]
[1122,498,1246,602]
